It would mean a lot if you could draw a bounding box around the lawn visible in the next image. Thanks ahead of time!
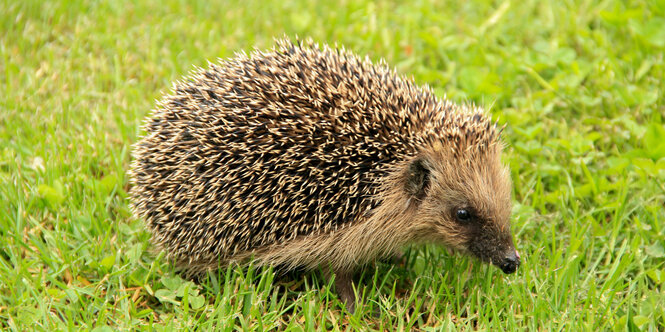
[1,0,664,330]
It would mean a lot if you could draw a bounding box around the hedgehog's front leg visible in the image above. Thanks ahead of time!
[333,269,357,313]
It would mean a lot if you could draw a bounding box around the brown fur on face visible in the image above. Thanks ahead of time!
[407,142,515,266]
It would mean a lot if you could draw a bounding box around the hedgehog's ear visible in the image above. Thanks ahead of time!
[405,158,431,200]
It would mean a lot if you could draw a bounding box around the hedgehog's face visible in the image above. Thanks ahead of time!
[405,147,520,274]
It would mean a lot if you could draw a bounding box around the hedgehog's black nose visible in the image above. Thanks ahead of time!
[499,251,520,274]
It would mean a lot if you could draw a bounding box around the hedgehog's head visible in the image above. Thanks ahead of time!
[404,111,519,274]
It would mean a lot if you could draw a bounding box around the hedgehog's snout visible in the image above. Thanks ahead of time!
[498,250,520,274]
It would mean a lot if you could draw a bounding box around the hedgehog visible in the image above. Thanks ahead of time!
[129,38,520,312]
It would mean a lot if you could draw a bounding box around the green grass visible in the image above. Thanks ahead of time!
[1,0,664,330]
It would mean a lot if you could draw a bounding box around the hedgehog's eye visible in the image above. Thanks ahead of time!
[456,209,472,222]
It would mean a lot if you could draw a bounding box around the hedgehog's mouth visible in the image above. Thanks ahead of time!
[468,242,521,274]
[493,250,520,274]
